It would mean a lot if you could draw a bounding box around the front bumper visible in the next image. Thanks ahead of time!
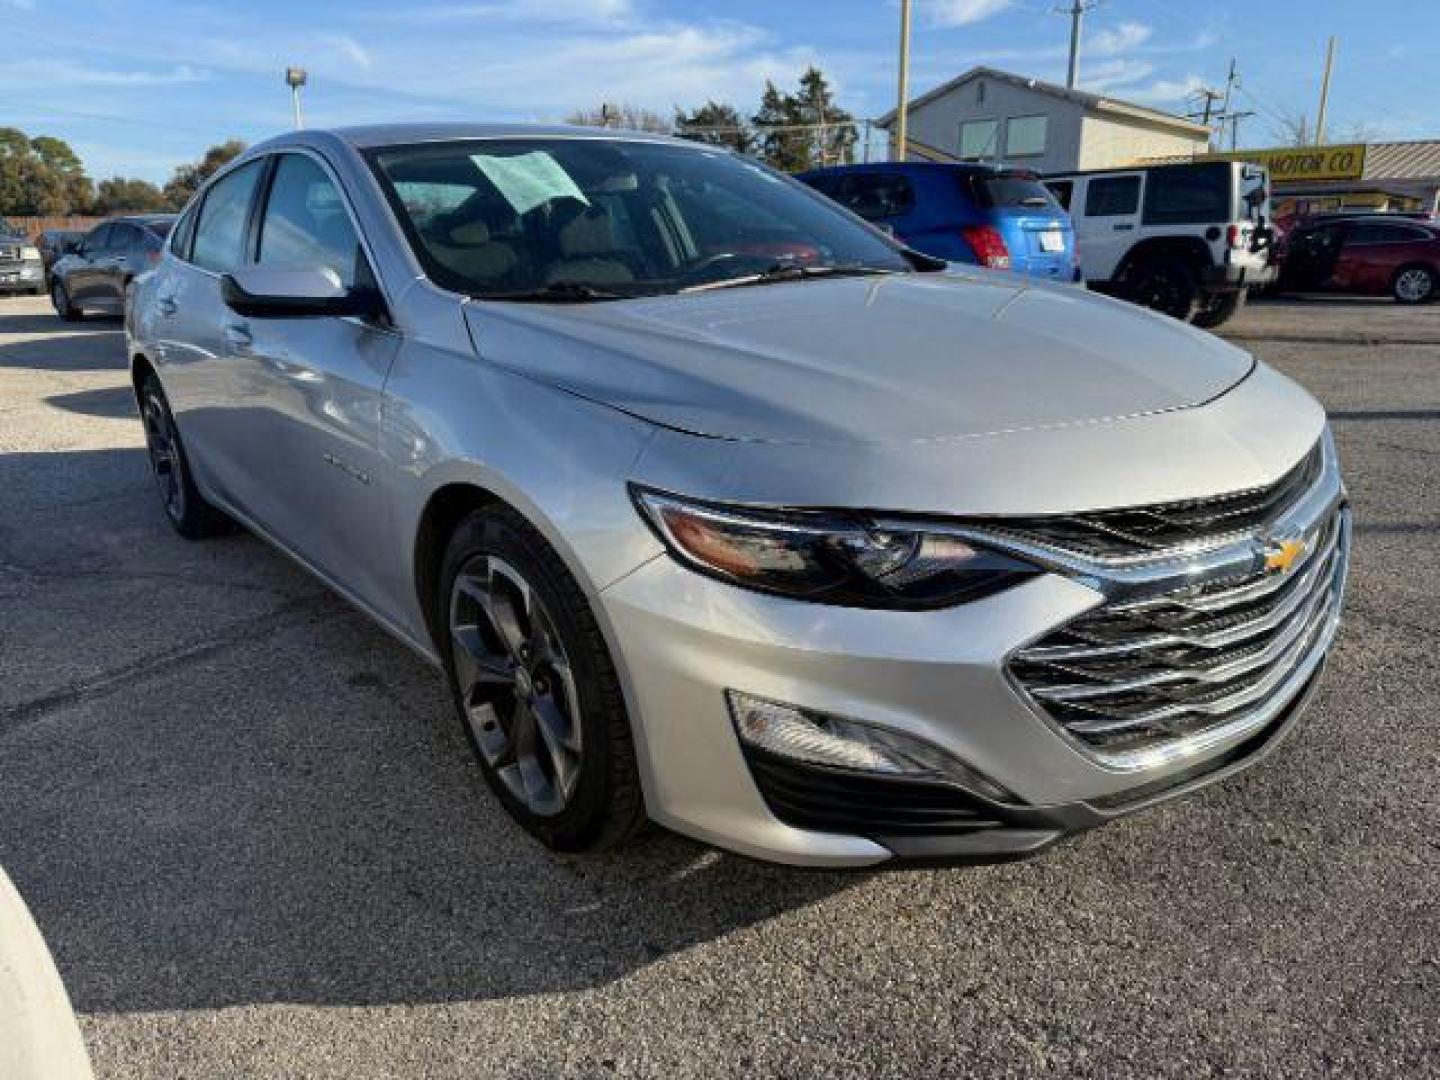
[0,260,43,291]
[600,436,1348,869]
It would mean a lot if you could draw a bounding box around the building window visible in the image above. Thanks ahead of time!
[959,120,999,160]
[1005,115,1048,157]
[1085,175,1141,217]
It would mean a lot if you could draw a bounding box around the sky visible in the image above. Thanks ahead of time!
[4,0,1436,184]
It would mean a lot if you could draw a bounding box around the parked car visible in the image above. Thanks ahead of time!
[798,162,1079,282]
[1045,161,1275,328]
[35,229,85,284]
[50,214,176,320]
[128,125,1348,868]
[1273,215,1440,303]
[0,218,45,295]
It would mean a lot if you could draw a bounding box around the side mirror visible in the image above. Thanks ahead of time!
[220,265,384,320]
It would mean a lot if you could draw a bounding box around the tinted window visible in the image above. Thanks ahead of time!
[142,219,174,239]
[969,173,1056,210]
[833,173,915,221]
[1005,115,1047,157]
[1143,165,1230,225]
[369,139,911,298]
[110,223,145,251]
[1347,220,1428,244]
[84,224,114,253]
[259,153,362,287]
[1085,176,1141,217]
[192,159,264,274]
[1046,180,1073,211]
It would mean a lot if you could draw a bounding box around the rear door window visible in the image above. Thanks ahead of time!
[1142,165,1230,225]
[192,159,265,274]
[832,173,915,221]
[1084,176,1140,217]
[1346,220,1429,244]
[1046,180,1074,211]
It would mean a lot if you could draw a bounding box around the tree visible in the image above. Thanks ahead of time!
[565,104,672,135]
[94,176,170,214]
[675,101,755,155]
[752,68,858,173]
[163,139,246,209]
[0,127,93,214]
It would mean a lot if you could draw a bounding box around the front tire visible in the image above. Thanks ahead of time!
[139,373,233,539]
[1124,258,1200,321]
[51,280,80,321]
[1191,289,1246,329]
[439,506,645,854]
[1392,264,1436,304]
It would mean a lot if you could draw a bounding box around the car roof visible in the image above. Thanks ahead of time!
[323,122,692,150]
[800,162,1030,178]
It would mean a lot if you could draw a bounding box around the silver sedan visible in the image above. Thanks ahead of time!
[126,124,1348,868]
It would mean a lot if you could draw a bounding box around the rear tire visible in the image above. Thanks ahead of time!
[1124,258,1200,321]
[139,373,234,540]
[439,506,646,854]
[1392,264,1436,304]
[1191,289,1246,329]
[51,280,80,321]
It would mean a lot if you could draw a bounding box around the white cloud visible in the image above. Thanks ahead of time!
[327,35,373,70]
[920,0,1015,29]
[376,0,634,24]
[15,61,210,86]
[1089,21,1153,57]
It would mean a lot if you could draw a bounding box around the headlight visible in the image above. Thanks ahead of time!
[19,246,40,260]
[632,487,1039,609]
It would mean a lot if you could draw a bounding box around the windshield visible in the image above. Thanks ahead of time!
[368,138,914,299]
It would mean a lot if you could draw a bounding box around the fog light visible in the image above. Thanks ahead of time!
[727,691,1014,801]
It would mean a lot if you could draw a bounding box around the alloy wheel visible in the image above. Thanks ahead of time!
[141,391,185,522]
[449,555,583,817]
[1395,268,1434,303]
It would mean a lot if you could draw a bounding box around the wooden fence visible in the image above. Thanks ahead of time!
[3,215,106,241]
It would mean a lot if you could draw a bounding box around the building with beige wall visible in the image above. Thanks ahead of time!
[878,66,1210,174]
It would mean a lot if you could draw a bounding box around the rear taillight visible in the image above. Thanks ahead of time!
[961,225,1011,269]
[1226,224,1243,248]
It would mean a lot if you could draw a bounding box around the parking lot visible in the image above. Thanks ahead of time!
[0,291,1436,1077]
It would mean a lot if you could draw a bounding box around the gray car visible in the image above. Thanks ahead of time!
[126,124,1349,868]
[51,215,175,320]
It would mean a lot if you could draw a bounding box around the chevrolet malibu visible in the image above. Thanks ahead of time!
[126,124,1349,867]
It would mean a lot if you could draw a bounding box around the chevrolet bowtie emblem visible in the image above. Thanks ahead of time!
[1263,537,1308,574]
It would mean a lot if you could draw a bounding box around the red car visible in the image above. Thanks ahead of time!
[1275,215,1440,303]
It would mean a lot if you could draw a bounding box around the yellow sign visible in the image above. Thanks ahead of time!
[1206,144,1367,182]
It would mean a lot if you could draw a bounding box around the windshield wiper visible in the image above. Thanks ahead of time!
[679,263,899,294]
[483,281,635,303]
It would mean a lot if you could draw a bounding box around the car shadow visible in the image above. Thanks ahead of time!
[43,386,137,419]
[0,446,860,1015]
[0,311,125,372]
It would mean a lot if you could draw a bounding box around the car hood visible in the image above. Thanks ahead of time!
[464,270,1255,445]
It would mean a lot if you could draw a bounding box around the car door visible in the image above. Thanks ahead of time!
[99,222,144,306]
[67,224,112,302]
[227,149,401,610]
[1077,173,1143,282]
[1331,220,1425,294]
[155,157,269,509]
[1284,222,1347,291]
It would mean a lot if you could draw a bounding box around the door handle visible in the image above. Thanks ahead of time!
[223,323,253,352]
[113,254,127,264]
[157,296,178,316]
[1113,223,1134,231]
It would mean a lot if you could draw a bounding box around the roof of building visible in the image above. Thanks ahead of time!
[877,66,1211,137]
[1364,139,1440,180]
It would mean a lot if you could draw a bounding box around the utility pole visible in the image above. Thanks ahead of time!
[1227,110,1255,151]
[1219,58,1238,129]
[1315,35,1337,145]
[1058,0,1100,89]
[894,0,912,161]
[285,66,307,130]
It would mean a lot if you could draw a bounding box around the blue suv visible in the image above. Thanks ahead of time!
[799,163,1080,282]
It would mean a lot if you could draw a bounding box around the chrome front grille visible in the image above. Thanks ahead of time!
[975,441,1323,562]
[1004,436,1349,770]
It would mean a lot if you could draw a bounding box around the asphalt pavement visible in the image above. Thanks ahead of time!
[0,293,1436,1078]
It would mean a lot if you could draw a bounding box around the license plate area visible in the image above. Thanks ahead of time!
[1039,229,1065,253]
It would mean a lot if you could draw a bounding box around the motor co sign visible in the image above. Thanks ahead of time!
[1207,144,1368,182]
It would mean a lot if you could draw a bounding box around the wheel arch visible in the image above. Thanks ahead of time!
[1116,236,1213,281]
[129,351,157,408]
[412,480,503,653]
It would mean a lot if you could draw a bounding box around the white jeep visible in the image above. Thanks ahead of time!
[1046,161,1275,329]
